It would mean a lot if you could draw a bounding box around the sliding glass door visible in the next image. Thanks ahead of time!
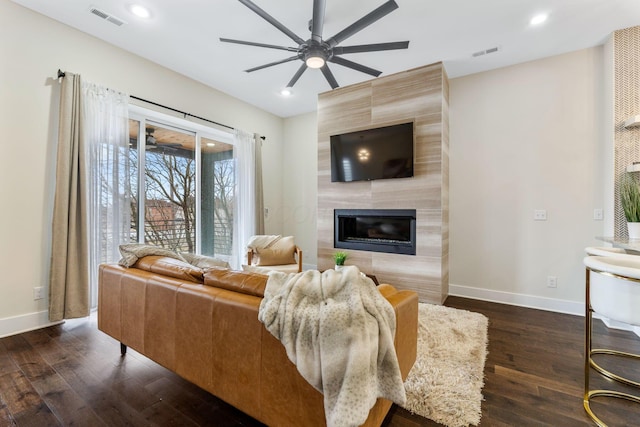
[127,107,234,261]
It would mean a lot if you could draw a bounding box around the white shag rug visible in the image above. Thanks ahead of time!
[401,303,489,427]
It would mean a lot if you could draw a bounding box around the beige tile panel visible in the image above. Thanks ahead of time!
[370,254,444,303]
[414,125,443,164]
[371,169,442,210]
[317,85,372,134]
[318,182,373,206]
[414,209,445,257]
[341,251,373,274]
[371,63,443,103]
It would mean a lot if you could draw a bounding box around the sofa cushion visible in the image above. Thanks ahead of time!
[256,236,296,266]
[203,269,268,298]
[181,252,231,270]
[133,255,204,283]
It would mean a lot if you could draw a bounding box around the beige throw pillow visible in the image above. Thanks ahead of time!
[256,235,296,266]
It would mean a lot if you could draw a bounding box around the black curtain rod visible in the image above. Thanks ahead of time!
[128,95,236,131]
[57,69,266,140]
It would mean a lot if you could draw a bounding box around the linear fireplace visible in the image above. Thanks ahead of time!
[334,209,417,255]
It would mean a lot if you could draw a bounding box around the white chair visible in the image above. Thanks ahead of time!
[245,235,302,274]
[583,254,640,426]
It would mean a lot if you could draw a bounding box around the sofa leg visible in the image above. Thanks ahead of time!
[120,343,127,356]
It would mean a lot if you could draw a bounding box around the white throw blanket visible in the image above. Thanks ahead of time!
[246,234,281,250]
[258,266,406,427]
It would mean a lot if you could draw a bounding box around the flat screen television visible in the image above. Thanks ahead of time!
[330,122,414,183]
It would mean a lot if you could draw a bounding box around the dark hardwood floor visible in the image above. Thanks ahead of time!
[1,296,639,426]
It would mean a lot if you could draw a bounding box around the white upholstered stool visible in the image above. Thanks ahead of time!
[583,255,640,426]
[584,246,627,257]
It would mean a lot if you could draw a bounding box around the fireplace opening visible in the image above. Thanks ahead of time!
[334,209,416,255]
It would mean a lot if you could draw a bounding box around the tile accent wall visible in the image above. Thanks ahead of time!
[614,26,640,237]
[317,63,449,303]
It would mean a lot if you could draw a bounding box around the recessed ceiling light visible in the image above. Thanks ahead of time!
[280,88,292,97]
[206,142,216,147]
[530,13,549,26]
[130,4,151,19]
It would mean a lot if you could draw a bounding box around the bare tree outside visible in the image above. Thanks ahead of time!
[144,149,196,252]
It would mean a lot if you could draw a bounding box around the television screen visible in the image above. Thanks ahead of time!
[330,122,414,183]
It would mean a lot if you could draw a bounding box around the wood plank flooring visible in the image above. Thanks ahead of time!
[1,296,639,426]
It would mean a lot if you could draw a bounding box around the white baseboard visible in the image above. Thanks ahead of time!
[0,310,63,339]
[448,283,584,316]
[449,283,640,338]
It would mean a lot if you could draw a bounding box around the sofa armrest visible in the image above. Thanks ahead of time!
[386,290,419,379]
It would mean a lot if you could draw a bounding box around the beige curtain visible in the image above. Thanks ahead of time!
[49,72,90,321]
[254,133,265,234]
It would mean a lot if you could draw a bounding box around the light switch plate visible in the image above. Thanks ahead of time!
[593,209,603,221]
[534,209,547,221]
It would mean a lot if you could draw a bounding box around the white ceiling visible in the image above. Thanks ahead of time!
[11,0,640,118]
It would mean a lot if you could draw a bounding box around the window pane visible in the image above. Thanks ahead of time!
[144,124,196,252]
[201,137,234,257]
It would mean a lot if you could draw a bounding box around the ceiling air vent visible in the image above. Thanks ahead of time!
[472,46,501,58]
[89,6,127,26]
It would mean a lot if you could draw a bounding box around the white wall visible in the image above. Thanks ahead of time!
[449,47,607,314]
[0,0,284,336]
[282,112,318,269]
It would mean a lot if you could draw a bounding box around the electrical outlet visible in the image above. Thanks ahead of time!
[547,276,557,288]
[33,287,44,300]
[534,210,547,221]
[593,209,603,221]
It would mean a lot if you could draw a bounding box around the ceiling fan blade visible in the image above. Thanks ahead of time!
[286,64,308,88]
[325,0,399,48]
[220,38,298,52]
[245,55,300,72]
[311,0,326,43]
[321,64,339,89]
[333,41,409,55]
[329,56,381,77]
[237,0,305,45]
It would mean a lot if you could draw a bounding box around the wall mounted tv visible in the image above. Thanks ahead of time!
[330,122,414,183]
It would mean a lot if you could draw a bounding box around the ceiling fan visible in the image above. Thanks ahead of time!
[220,0,409,90]
[143,127,182,151]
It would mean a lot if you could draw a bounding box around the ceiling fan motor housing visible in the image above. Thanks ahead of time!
[302,41,331,65]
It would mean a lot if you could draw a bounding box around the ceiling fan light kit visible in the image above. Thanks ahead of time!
[305,43,328,68]
[305,56,324,68]
[220,0,409,90]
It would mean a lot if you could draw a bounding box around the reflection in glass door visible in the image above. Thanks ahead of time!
[201,137,234,257]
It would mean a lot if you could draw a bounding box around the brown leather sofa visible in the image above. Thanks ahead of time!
[98,255,419,427]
